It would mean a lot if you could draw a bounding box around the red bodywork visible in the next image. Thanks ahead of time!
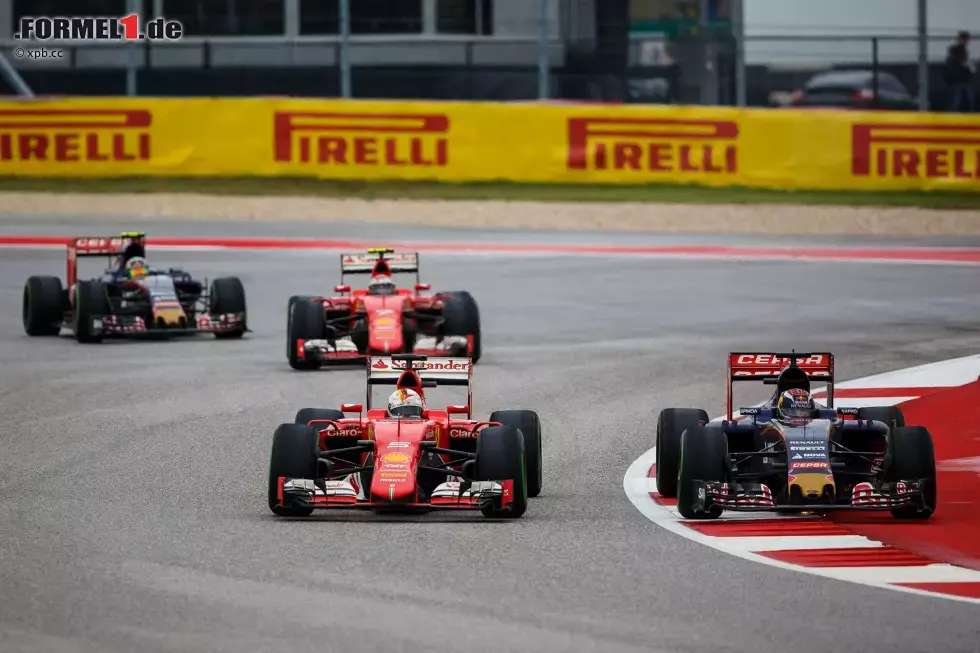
[274,356,513,511]
[293,250,474,364]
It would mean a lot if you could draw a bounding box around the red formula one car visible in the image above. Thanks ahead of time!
[655,351,936,520]
[22,232,247,343]
[268,354,543,518]
[287,248,481,370]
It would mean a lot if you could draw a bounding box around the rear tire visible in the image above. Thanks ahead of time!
[288,298,325,370]
[489,410,542,498]
[441,290,482,363]
[73,280,109,344]
[677,424,728,519]
[475,425,527,518]
[210,277,247,339]
[887,425,936,519]
[268,423,319,517]
[23,275,63,336]
[857,406,906,429]
[655,408,709,498]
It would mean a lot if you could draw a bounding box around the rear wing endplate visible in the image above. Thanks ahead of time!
[727,351,835,416]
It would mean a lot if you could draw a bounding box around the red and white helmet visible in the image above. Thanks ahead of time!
[369,274,396,295]
[387,389,425,418]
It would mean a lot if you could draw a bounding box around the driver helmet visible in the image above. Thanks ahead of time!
[368,274,397,296]
[776,388,816,419]
[387,389,425,419]
[125,256,149,279]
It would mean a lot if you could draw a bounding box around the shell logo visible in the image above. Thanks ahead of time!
[381,452,410,465]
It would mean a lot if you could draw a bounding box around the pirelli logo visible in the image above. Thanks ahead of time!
[0,109,151,163]
[852,123,980,180]
[273,111,449,167]
[567,117,739,175]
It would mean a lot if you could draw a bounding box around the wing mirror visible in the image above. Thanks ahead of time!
[334,284,351,293]
[447,405,469,415]
[340,403,362,413]
[415,283,431,292]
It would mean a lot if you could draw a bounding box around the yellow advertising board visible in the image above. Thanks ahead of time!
[0,97,978,192]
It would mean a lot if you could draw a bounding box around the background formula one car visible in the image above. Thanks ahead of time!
[655,351,936,520]
[287,248,481,370]
[22,232,247,343]
[268,354,543,518]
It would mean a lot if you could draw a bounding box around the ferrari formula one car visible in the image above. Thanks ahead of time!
[22,232,247,343]
[655,351,936,520]
[287,248,481,370]
[268,354,543,518]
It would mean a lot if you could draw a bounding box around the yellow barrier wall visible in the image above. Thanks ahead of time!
[1,97,979,192]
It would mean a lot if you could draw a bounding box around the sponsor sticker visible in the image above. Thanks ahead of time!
[381,452,410,465]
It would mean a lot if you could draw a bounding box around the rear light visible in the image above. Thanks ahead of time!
[790,90,804,103]
[853,89,874,101]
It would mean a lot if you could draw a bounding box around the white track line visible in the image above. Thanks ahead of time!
[623,355,980,605]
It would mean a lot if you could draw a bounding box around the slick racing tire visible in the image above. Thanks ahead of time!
[441,290,482,364]
[887,426,937,519]
[72,280,110,344]
[475,425,527,519]
[209,277,247,339]
[489,410,543,498]
[655,408,709,499]
[287,297,326,370]
[268,423,319,517]
[857,406,906,429]
[23,275,64,336]
[676,424,728,520]
[295,408,346,426]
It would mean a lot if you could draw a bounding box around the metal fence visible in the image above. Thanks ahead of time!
[1,2,975,112]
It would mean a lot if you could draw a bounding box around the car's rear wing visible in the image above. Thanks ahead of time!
[66,232,146,286]
[727,351,835,416]
[340,249,420,278]
[366,354,473,417]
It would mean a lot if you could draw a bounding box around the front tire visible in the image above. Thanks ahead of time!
[677,424,728,520]
[887,425,936,519]
[23,275,64,336]
[655,408,709,498]
[288,298,325,370]
[268,423,319,517]
[73,280,109,344]
[489,410,542,498]
[210,277,247,339]
[475,425,527,518]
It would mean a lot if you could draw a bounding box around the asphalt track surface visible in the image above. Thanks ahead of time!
[2,220,980,653]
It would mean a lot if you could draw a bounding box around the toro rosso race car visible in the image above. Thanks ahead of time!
[22,232,247,343]
[655,351,936,520]
[287,248,481,370]
[268,354,543,518]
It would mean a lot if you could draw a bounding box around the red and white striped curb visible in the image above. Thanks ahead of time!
[624,353,980,604]
[3,235,980,265]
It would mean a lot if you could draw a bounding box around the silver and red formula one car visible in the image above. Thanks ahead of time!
[654,351,936,520]
[268,354,543,519]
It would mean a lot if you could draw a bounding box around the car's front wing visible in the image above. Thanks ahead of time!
[274,477,513,512]
[296,335,471,364]
[78,312,245,336]
[693,479,930,513]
